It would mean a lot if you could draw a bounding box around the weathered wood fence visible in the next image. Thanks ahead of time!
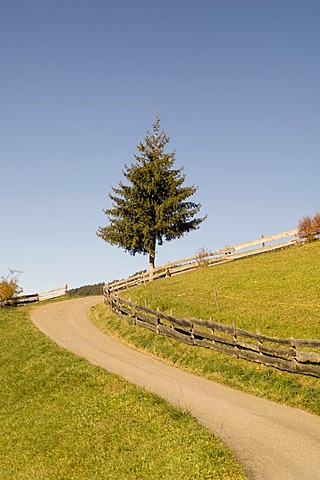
[38,285,68,302]
[1,285,67,307]
[104,286,320,378]
[108,229,298,292]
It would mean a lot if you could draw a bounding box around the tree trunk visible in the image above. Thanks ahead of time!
[148,241,156,271]
[148,252,155,270]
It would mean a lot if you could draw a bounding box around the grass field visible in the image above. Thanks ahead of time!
[0,306,245,480]
[122,241,320,339]
[91,241,320,415]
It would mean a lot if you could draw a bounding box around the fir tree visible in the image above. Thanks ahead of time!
[97,116,206,270]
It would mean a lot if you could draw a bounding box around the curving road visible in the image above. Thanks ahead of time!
[31,297,320,480]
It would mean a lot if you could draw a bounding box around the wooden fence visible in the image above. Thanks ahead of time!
[103,286,320,378]
[108,229,298,292]
[38,285,68,302]
[1,285,67,307]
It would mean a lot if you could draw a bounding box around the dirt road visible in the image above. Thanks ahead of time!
[31,297,320,480]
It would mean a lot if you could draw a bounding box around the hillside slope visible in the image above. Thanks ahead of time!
[122,241,320,339]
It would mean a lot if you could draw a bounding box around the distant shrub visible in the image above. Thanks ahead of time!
[298,212,320,242]
[313,211,320,237]
[298,215,314,242]
[0,270,23,306]
[195,246,210,267]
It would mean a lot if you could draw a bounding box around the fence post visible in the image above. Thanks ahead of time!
[290,338,297,360]
[104,284,109,305]
[209,317,216,346]
[190,321,195,344]
[132,302,137,325]
[156,307,160,334]
[232,321,237,347]
[256,328,263,352]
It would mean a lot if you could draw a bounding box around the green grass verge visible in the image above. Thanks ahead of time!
[0,307,245,480]
[91,242,320,416]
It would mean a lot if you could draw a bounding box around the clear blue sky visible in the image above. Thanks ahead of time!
[1,0,319,294]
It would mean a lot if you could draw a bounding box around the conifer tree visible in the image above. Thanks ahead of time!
[97,116,206,270]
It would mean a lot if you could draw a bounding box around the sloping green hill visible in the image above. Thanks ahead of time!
[92,241,320,415]
[122,241,320,339]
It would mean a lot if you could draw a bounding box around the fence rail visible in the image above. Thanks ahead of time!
[108,229,298,292]
[103,286,320,378]
[38,285,68,302]
[2,293,40,307]
[1,285,67,307]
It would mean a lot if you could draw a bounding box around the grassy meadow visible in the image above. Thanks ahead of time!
[0,306,245,480]
[91,241,320,415]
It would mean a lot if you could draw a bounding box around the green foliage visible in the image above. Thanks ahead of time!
[97,116,206,269]
[0,307,245,479]
[68,283,104,297]
[0,270,23,305]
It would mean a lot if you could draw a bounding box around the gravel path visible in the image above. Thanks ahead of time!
[31,297,320,480]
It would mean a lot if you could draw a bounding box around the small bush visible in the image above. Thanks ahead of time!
[0,270,23,306]
[313,211,320,237]
[195,246,210,267]
[298,212,320,242]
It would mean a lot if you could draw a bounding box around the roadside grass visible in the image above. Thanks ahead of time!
[0,307,245,480]
[91,242,320,415]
